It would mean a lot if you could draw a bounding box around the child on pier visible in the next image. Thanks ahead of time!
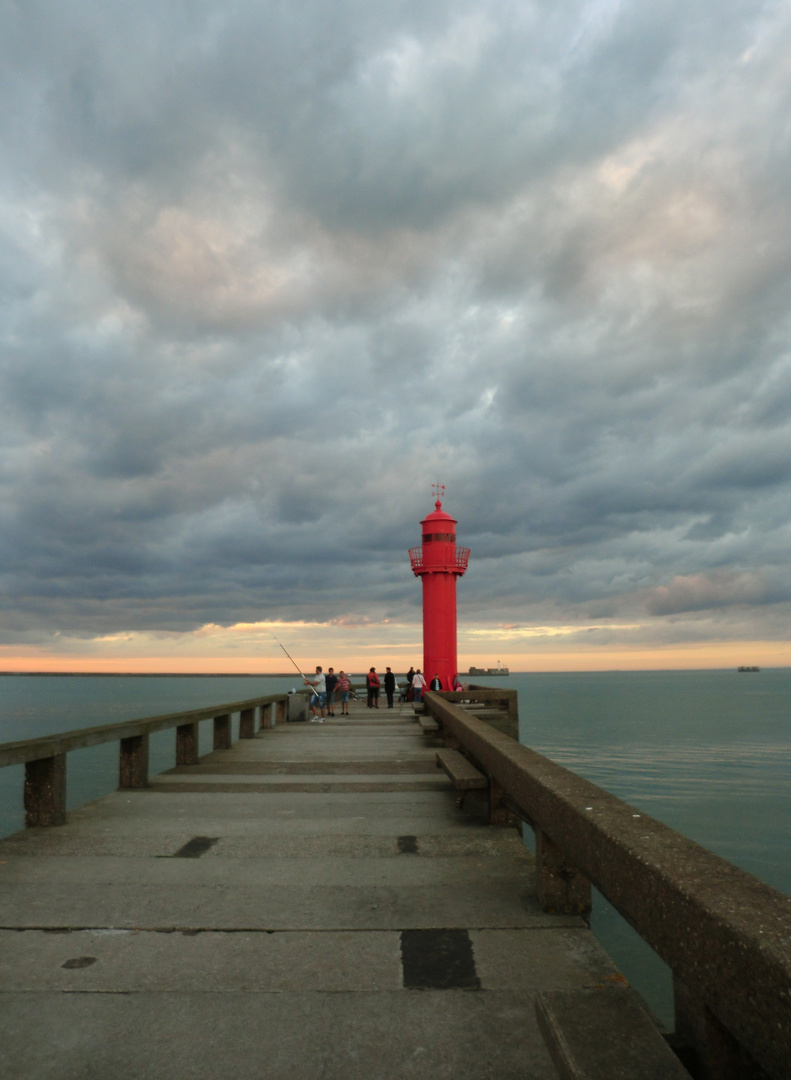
[336,671,351,715]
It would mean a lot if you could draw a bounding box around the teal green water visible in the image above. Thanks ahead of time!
[1,669,789,1027]
[509,668,791,1026]
[512,669,791,894]
[0,675,297,837]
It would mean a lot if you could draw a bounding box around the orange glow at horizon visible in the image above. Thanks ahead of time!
[1,640,789,674]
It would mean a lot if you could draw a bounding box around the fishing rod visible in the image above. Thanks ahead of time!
[271,632,319,699]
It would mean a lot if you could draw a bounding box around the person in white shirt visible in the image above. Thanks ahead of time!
[304,665,327,722]
[411,669,427,703]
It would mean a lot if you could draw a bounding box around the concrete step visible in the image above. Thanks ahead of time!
[536,986,690,1080]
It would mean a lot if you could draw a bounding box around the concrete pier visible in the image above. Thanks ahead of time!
[0,697,682,1079]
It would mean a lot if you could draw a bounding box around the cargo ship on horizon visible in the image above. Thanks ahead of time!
[468,663,509,676]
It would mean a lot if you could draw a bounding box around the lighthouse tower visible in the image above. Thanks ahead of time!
[409,487,470,691]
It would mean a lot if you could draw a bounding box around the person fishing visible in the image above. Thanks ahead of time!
[304,665,327,722]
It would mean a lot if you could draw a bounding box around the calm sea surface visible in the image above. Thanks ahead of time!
[1,668,789,1027]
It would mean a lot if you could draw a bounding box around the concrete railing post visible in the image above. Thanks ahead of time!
[489,777,520,827]
[443,730,461,751]
[213,713,232,751]
[6,696,297,829]
[673,975,762,1080]
[239,708,255,739]
[505,690,519,732]
[24,754,67,827]
[119,733,149,789]
[176,722,200,765]
[536,828,592,920]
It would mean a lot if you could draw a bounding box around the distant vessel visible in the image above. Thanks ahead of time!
[737,666,760,673]
[468,662,509,676]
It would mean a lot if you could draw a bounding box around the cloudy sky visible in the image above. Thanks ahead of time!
[2,0,791,672]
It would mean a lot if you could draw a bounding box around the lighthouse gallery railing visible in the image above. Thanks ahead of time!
[409,545,470,573]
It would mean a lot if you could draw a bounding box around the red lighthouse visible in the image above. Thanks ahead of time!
[409,487,470,691]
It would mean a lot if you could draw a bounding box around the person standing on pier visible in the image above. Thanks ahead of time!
[411,668,426,703]
[337,670,351,715]
[325,667,338,717]
[430,673,443,691]
[384,667,396,708]
[304,665,327,722]
[366,667,380,708]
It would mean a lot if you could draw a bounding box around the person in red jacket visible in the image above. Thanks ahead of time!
[366,667,380,708]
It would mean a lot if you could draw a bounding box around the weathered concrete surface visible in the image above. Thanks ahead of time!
[0,927,615,993]
[0,991,559,1080]
[0,699,649,1079]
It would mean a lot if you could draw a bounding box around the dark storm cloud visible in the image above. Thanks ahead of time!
[2,0,791,654]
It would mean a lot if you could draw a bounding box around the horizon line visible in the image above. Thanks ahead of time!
[1,666,786,677]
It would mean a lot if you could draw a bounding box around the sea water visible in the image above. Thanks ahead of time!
[0,675,296,838]
[1,669,789,1027]
[510,668,791,1027]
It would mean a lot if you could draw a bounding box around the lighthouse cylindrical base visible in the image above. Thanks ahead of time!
[421,571,458,692]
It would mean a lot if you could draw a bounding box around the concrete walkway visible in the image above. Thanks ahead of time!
[0,697,623,1079]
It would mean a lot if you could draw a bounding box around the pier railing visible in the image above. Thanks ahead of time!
[0,691,296,828]
[424,690,790,1080]
[457,685,519,738]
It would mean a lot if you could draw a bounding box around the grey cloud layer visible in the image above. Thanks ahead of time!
[2,0,791,648]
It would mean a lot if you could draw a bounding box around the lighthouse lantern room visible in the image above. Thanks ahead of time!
[409,486,469,691]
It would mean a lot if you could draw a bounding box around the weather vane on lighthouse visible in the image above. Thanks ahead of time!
[409,486,469,691]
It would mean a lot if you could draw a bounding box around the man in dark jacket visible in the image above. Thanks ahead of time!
[325,668,339,716]
[404,660,417,704]
[383,667,396,708]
